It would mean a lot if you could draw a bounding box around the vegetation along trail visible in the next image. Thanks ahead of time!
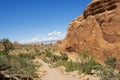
[35,58,80,80]
[35,58,99,80]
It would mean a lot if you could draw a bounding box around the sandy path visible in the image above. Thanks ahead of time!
[43,68,77,80]
[35,58,99,80]
[35,58,79,80]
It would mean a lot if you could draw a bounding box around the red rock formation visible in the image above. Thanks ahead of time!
[59,0,120,64]
[56,40,62,45]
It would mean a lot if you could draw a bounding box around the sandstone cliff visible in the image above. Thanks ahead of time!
[59,0,120,64]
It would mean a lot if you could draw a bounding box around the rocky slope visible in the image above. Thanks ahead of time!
[59,0,120,65]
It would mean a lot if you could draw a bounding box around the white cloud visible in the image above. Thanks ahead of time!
[48,31,62,37]
[48,33,52,36]
[56,31,61,34]
[31,36,39,42]
[20,31,66,44]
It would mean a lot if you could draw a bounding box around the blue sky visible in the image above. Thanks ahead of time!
[0,0,92,43]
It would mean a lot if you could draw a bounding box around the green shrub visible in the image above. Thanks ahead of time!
[72,62,81,71]
[36,52,42,56]
[54,60,65,67]
[60,52,68,61]
[116,71,120,80]
[0,38,14,53]
[0,51,39,78]
[0,51,9,67]
[83,56,99,74]
[105,57,116,68]
[78,52,100,74]
[44,50,68,63]
[42,50,99,74]
[45,49,52,57]
[35,48,39,53]
[18,53,36,59]
[97,57,117,80]
[42,57,49,63]
[97,66,115,80]
[64,60,73,72]
[51,54,61,62]
[54,59,81,72]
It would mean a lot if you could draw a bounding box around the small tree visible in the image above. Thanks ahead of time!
[0,38,14,53]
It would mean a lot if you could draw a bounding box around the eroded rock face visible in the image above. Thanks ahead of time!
[84,0,119,19]
[59,0,120,64]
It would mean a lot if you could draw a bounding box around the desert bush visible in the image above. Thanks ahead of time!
[97,57,117,80]
[42,57,49,63]
[0,51,9,67]
[44,50,68,63]
[79,51,89,63]
[0,50,39,78]
[60,52,68,61]
[72,62,81,71]
[44,49,61,63]
[54,60,73,72]
[0,38,14,53]
[54,59,81,72]
[105,57,116,68]
[54,60,64,67]
[18,53,36,59]
[83,56,99,74]
[78,51,100,74]
[64,60,81,72]
[45,49,52,57]
[51,52,68,62]
[9,54,39,77]
[43,50,99,73]
[97,65,115,80]
[116,71,120,80]
[51,54,61,62]
[36,52,42,56]
[65,60,73,72]
[35,48,39,53]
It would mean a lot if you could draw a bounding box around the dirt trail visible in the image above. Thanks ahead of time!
[35,59,79,80]
[43,68,79,80]
[35,58,99,80]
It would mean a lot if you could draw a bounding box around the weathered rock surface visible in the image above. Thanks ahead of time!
[59,0,120,65]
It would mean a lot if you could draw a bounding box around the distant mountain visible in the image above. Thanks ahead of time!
[41,40,58,44]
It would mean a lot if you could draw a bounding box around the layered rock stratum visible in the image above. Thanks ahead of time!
[59,0,120,65]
